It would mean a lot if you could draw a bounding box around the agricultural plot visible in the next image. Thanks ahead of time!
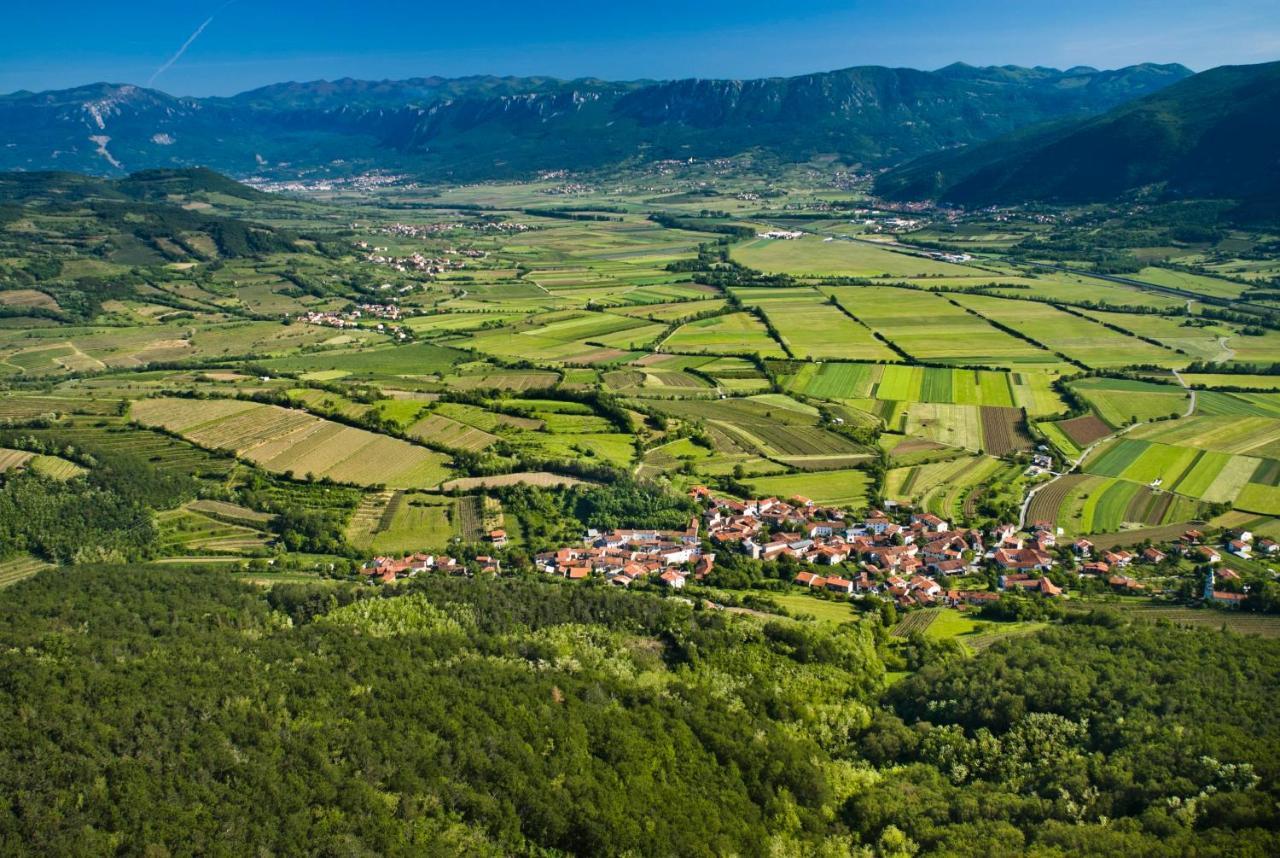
[747,293,897,361]
[903,403,985,452]
[1130,267,1248,300]
[825,286,1061,368]
[885,454,1002,513]
[978,271,1186,311]
[1081,310,1234,362]
[439,472,590,491]
[1071,377,1189,426]
[647,396,872,468]
[0,555,52,589]
[1195,391,1280,419]
[155,507,272,555]
[662,312,786,357]
[132,397,453,489]
[1182,374,1280,390]
[262,341,467,380]
[1055,414,1112,448]
[1084,437,1267,508]
[980,406,1033,455]
[952,294,1175,368]
[743,469,872,509]
[1129,415,1280,459]
[1032,473,1203,535]
[461,310,661,362]
[890,611,939,638]
[732,236,977,278]
[407,412,498,452]
[345,491,460,553]
[784,362,880,399]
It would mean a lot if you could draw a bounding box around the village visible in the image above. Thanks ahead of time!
[361,485,1270,613]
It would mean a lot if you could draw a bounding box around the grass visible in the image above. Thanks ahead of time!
[732,236,978,278]
[743,469,872,508]
[662,312,786,357]
[766,590,860,624]
[1073,377,1188,427]
[750,293,897,361]
[952,294,1176,369]
[826,286,1061,369]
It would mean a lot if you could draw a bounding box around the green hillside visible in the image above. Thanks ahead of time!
[875,60,1280,212]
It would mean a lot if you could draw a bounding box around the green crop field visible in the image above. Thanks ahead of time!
[744,468,872,508]
[952,294,1176,368]
[662,312,786,357]
[825,285,1062,368]
[1072,377,1189,426]
[731,236,978,278]
[753,295,897,361]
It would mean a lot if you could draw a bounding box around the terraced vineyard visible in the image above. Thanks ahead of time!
[132,398,454,489]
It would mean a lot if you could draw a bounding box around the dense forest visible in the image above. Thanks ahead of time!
[0,567,1276,856]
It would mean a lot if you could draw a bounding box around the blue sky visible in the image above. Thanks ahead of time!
[2,0,1277,95]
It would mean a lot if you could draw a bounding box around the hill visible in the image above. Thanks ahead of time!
[0,63,1191,179]
[874,60,1280,210]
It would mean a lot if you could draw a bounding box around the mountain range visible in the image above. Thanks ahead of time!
[875,60,1280,209]
[0,63,1191,180]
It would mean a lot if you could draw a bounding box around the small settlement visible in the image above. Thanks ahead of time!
[361,487,1266,610]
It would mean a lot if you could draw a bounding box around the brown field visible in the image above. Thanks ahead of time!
[980,406,1033,455]
[1057,414,1112,447]
[440,471,592,490]
[1026,474,1090,524]
[0,289,60,311]
[0,448,35,472]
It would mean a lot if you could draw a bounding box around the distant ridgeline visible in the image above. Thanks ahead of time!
[0,63,1191,179]
[876,60,1280,215]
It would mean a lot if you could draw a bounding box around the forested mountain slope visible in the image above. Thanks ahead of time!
[875,60,1280,209]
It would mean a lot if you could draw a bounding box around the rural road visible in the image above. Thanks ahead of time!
[1019,369,1196,529]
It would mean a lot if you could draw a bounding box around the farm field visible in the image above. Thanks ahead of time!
[1083,437,1270,510]
[951,294,1177,368]
[1028,473,1204,535]
[131,397,453,489]
[1070,377,1189,426]
[824,285,1063,368]
[662,312,786,357]
[344,491,460,553]
[731,235,978,278]
[0,555,52,589]
[902,403,985,452]
[1182,374,1280,390]
[746,292,898,361]
[885,454,1011,519]
[1081,310,1235,361]
[1128,415,1280,458]
[743,469,872,508]
[1129,267,1249,300]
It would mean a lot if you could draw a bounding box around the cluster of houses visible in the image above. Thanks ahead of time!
[371,221,527,237]
[534,519,714,589]
[360,552,501,584]
[361,249,471,276]
[359,486,1268,611]
[295,304,410,339]
[698,488,1062,607]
